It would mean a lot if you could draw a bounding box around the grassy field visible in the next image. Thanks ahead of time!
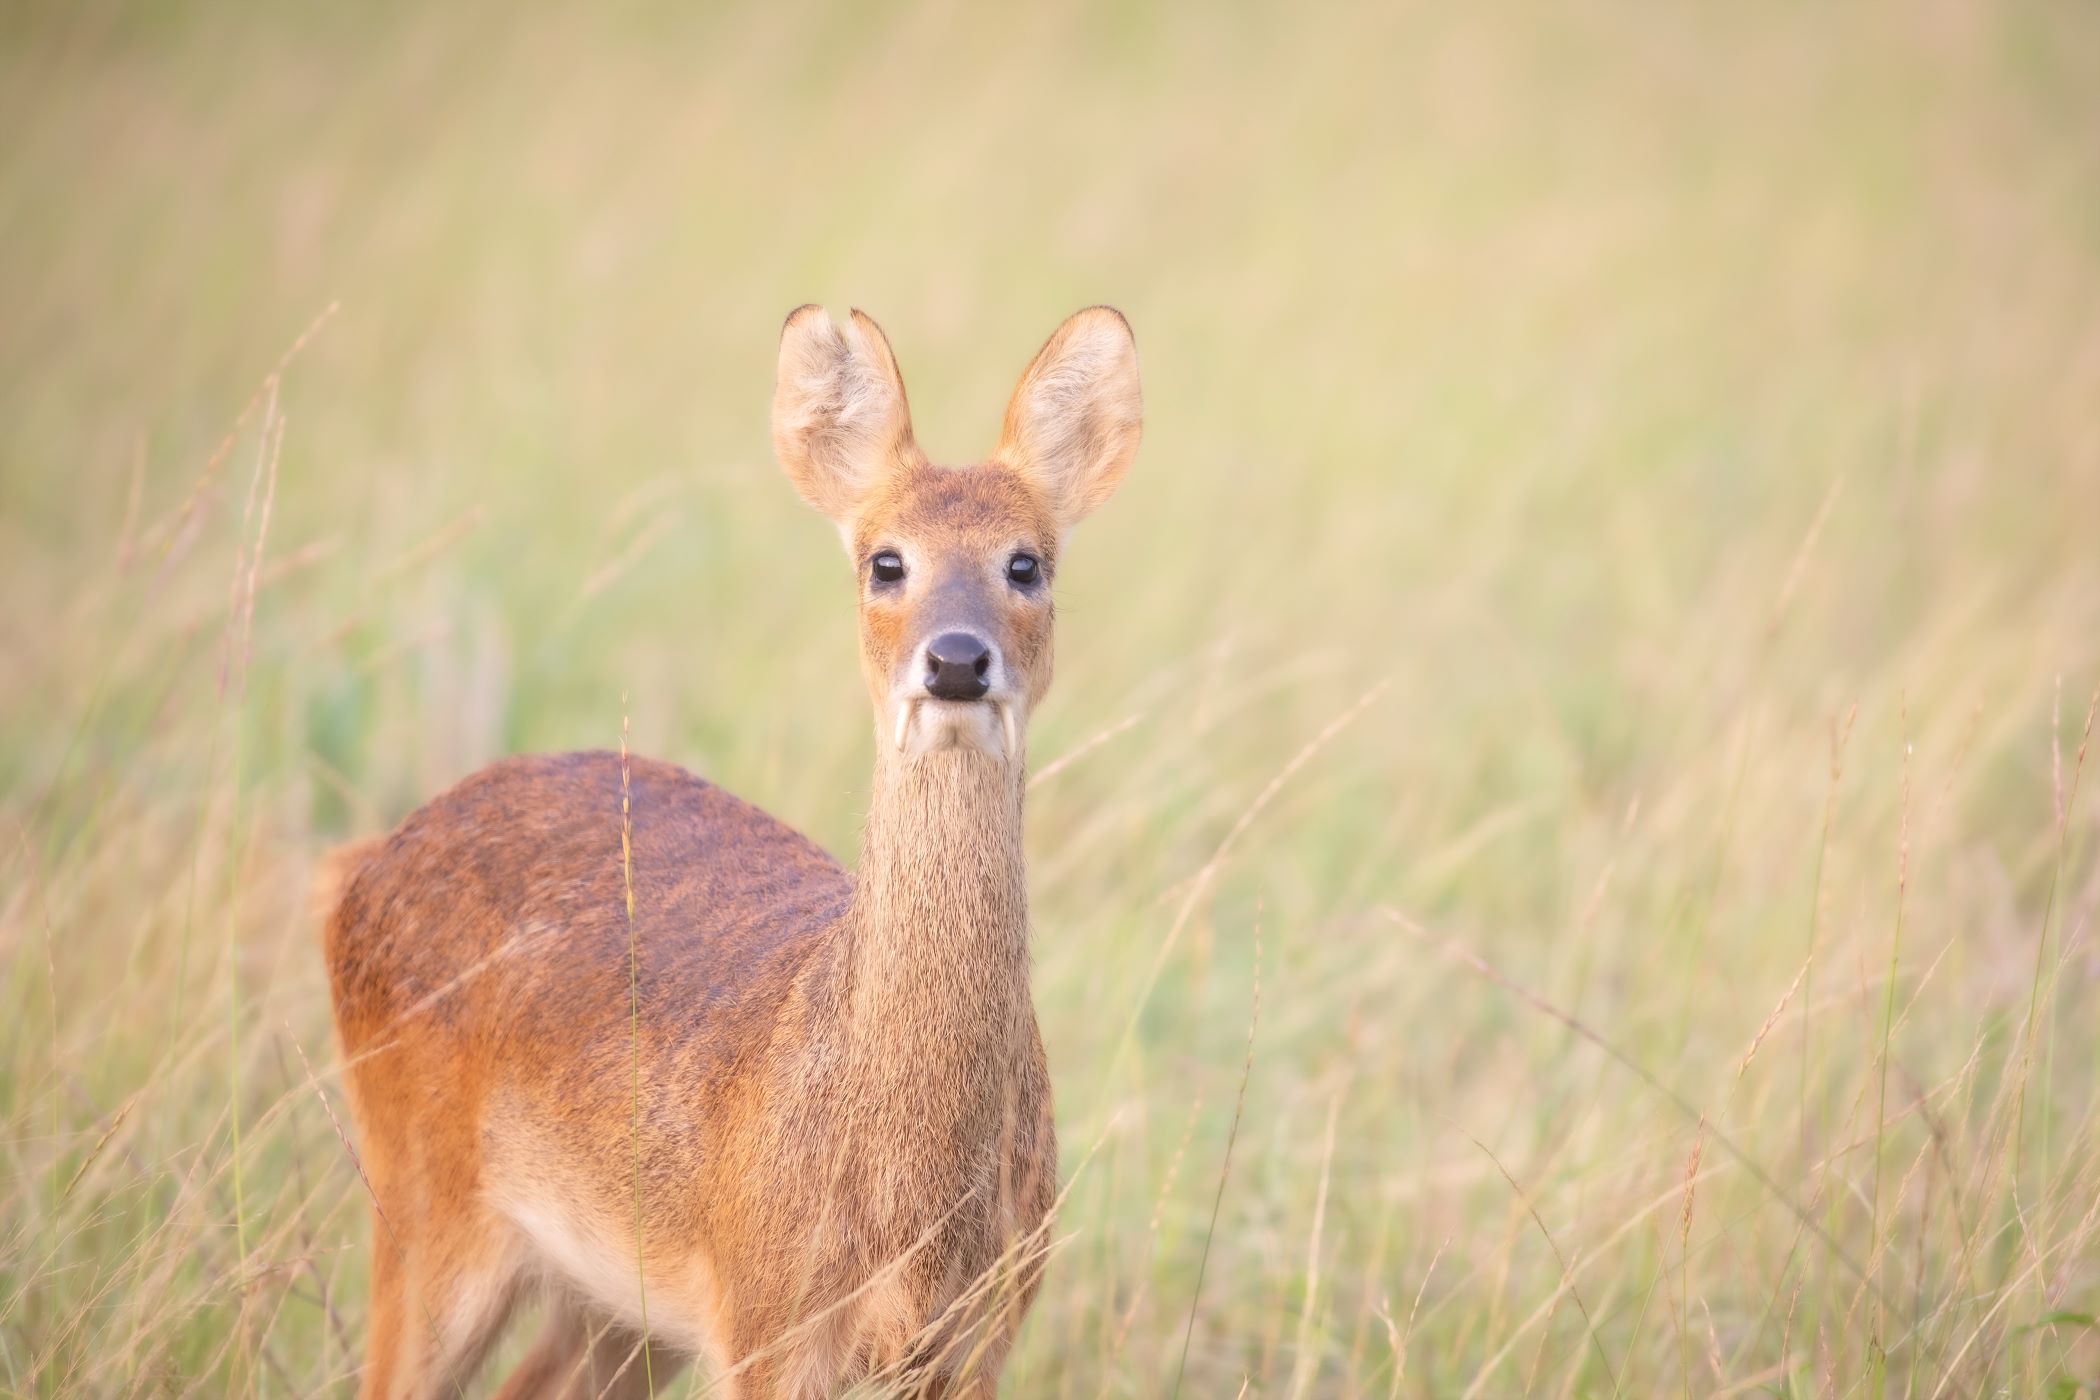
[5,0,2100,1393]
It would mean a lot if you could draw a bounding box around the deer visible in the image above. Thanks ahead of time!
[319,305,1143,1398]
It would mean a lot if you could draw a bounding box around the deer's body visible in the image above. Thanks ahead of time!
[324,307,1141,1397]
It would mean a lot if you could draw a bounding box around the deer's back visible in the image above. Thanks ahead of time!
[325,749,850,1116]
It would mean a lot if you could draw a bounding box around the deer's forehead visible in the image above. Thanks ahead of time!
[854,464,1056,558]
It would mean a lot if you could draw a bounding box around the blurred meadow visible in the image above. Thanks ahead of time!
[5,0,2100,1393]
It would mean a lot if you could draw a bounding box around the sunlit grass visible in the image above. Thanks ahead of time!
[5,0,2100,1393]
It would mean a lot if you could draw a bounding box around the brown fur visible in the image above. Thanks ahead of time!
[322,307,1140,1397]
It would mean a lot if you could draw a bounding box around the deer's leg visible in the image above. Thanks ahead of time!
[727,1330,848,1400]
[358,1203,526,1399]
[580,1324,688,1400]
[494,1300,688,1399]
[355,1208,408,1400]
[488,1303,589,1400]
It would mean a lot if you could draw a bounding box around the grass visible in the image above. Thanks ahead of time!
[4,0,2100,1393]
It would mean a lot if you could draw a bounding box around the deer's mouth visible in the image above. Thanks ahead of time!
[890,695,1018,762]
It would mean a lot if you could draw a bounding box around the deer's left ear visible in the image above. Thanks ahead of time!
[995,307,1142,528]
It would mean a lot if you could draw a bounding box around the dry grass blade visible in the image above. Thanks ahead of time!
[1457,1130,1616,1397]
[1387,1233,1451,1400]
[2013,682,2100,1177]
[620,700,656,1392]
[151,299,339,582]
[1107,681,1387,1084]
[1737,956,1809,1081]
[58,1095,136,1204]
[1171,924,1263,1400]
[1286,1082,1347,1400]
[1030,712,1143,791]
[1101,1091,1205,1384]
[1382,907,1881,1298]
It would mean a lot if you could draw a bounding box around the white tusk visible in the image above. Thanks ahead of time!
[893,700,914,754]
[1000,702,1018,762]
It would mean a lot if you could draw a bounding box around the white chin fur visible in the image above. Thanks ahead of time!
[890,697,1018,762]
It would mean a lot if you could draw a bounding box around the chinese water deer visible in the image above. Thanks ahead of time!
[320,306,1142,1398]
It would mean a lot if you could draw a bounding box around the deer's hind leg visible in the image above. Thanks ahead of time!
[346,1073,529,1400]
[355,1208,409,1400]
[492,1297,688,1399]
[355,1194,529,1400]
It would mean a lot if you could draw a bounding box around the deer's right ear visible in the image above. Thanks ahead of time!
[771,306,917,524]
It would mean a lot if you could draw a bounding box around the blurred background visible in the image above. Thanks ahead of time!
[4,0,2099,1393]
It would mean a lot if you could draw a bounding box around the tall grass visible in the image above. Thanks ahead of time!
[4,0,2100,1393]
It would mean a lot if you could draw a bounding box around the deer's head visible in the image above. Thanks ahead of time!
[772,306,1142,766]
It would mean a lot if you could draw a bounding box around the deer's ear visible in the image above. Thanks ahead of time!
[996,306,1142,528]
[772,306,917,523]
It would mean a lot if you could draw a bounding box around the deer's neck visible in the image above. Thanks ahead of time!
[843,746,1031,1075]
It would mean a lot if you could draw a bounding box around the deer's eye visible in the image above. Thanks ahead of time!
[870,552,906,585]
[1006,553,1041,587]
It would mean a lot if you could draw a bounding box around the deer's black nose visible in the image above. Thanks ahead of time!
[925,632,992,701]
